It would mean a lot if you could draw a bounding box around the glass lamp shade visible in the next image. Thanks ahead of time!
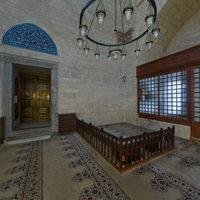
[145,15,154,27]
[135,49,141,56]
[96,10,106,24]
[77,37,84,49]
[84,47,89,56]
[109,49,122,60]
[123,7,134,21]
[79,25,88,37]
[108,55,112,62]
[122,53,127,61]
[95,52,100,60]
[114,53,118,60]
[146,40,153,49]
[152,28,160,39]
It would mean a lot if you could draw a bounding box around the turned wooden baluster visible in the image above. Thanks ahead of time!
[119,136,123,171]
[172,126,175,148]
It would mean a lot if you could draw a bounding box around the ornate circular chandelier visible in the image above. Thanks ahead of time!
[77,0,160,61]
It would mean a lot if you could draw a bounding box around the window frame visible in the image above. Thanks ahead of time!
[139,76,159,115]
[192,66,200,124]
[137,45,200,126]
[137,66,194,126]
[193,71,200,122]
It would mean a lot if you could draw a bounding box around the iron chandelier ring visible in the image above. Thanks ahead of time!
[79,0,157,47]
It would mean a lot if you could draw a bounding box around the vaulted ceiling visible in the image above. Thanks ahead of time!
[157,0,200,50]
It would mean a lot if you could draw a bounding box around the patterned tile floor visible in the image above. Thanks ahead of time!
[133,143,200,200]
[0,126,199,200]
[0,142,43,200]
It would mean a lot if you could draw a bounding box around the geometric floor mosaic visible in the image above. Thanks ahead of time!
[133,143,200,200]
[60,134,131,200]
[0,142,43,200]
[0,126,200,200]
[134,163,200,200]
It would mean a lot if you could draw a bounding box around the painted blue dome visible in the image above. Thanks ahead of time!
[2,23,58,56]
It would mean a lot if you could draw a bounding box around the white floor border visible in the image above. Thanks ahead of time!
[4,135,51,145]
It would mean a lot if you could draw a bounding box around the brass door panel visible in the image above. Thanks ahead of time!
[36,78,51,121]
[21,74,50,123]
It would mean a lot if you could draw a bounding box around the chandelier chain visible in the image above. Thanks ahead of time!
[115,0,117,32]
[88,0,101,33]
[119,0,125,32]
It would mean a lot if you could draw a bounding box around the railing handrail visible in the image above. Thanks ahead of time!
[77,118,175,142]
[76,117,175,172]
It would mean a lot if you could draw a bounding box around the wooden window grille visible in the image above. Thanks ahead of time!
[194,67,200,122]
[139,71,188,120]
[159,71,188,118]
[139,77,158,115]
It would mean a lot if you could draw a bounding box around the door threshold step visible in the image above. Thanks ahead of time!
[4,135,51,145]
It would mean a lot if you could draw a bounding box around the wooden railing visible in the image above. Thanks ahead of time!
[77,118,175,172]
[0,117,5,144]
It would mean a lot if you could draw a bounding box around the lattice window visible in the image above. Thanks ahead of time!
[139,71,188,119]
[159,71,188,118]
[139,77,158,115]
[194,67,200,122]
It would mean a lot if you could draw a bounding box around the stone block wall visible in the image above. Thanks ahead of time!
[0,0,127,127]
[0,55,4,118]
[167,10,200,54]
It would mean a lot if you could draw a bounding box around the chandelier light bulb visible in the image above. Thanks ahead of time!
[77,37,84,49]
[98,12,105,24]
[109,49,122,61]
[79,25,88,37]
[108,55,112,62]
[84,47,89,56]
[122,53,127,61]
[125,9,132,21]
[99,15,104,24]
[135,49,141,57]
[146,40,153,49]
[95,53,100,60]
[152,28,160,39]
[145,15,154,27]
[114,52,118,60]
[96,10,106,25]
[123,7,133,21]
[78,40,83,49]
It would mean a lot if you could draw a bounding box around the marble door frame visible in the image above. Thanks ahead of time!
[0,53,58,137]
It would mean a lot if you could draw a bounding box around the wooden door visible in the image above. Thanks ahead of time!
[21,74,50,123]
[191,67,200,140]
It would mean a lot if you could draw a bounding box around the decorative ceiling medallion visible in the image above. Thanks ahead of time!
[116,29,133,44]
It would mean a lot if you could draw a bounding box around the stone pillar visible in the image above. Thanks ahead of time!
[51,65,58,133]
[0,54,3,118]
[4,56,13,137]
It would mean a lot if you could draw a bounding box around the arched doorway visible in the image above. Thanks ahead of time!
[13,64,51,130]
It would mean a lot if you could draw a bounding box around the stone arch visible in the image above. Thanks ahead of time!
[2,23,58,56]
